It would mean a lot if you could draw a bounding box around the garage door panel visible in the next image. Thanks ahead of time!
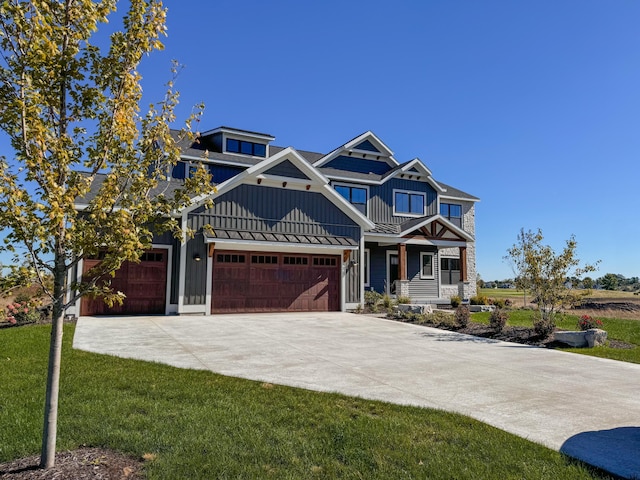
[212,250,340,313]
[81,249,167,316]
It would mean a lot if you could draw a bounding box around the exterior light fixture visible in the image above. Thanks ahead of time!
[193,254,202,262]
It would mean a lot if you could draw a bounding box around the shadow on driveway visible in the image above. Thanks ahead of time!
[561,426,640,479]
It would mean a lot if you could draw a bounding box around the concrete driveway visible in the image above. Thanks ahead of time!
[73,312,640,479]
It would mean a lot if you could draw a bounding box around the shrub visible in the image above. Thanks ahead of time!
[504,298,513,307]
[396,295,411,305]
[491,298,506,309]
[489,308,508,332]
[450,295,461,308]
[470,295,488,305]
[454,305,470,328]
[3,301,41,325]
[533,313,555,338]
[577,314,603,331]
[382,294,392,309]
[354,304,363,314]
[364,290,383,307]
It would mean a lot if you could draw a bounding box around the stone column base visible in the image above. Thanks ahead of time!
[396,280,410,298]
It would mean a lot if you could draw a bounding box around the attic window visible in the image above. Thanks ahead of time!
[226,138,266,157]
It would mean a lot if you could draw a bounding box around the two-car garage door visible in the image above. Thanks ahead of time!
[211,250,340,313]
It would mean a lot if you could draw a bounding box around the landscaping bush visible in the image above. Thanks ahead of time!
[470,295,488,305]
[382,294,393,309]
[397,295,411,304]
[2,301,42,325]
[489,308,509,332]
[450,295,461,308]
[454,305,470,328]
[491,298,507,309]
[577,314,603,331]
[364,290,383,307]
[533,313,555,338]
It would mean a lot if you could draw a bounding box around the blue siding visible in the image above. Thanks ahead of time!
[325,155,393,175]
[369,245,392,293]
[209,164,245,184]
[189,185,361,241]
[369,178,437,223]
[264,159,310,179]
[184,233,207,305]
[354,140,380,153]
[171,161,186,179]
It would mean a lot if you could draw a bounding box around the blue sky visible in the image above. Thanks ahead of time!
[3,1,640,281]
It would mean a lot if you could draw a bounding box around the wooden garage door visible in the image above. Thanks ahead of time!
[211,251,340,313]
[80,249,168,316]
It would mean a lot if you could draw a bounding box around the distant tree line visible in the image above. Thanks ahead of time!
[478,273,640,293]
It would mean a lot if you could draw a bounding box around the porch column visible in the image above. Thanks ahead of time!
[460,246,468,282]
[398,243,407,280]
[397,243,410,298]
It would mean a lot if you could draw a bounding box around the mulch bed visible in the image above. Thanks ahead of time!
[389,315,637,350]
[0,448,145,480]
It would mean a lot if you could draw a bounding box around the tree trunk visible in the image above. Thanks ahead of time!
[40,251,66,468]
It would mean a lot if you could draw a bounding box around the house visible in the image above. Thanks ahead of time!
[72,126,479,316]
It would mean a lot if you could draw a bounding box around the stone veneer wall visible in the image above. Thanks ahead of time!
[439,201,477,300]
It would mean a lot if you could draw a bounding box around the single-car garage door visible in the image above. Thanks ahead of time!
[212,250,340,313]
[80,249,168,316]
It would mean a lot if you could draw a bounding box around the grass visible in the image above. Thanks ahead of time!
[479,288,640,301]
[0,324,614,479]
[473,309,640,364]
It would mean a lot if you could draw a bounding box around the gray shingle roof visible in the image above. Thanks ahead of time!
[437,181,480,201]
[76,172,189,205]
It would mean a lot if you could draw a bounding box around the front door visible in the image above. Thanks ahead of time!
[387,251,399,295]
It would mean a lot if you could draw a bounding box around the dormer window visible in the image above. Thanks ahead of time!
[394,189,425,216]
[226,138,267,157]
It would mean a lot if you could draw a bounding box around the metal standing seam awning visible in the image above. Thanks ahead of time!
[204,229,359,248]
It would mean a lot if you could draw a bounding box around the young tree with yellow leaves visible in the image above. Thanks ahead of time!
[0,0,214,468]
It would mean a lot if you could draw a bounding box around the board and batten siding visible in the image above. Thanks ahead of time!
[188,184,361,242]
[184,233,207,306]
[368,245,391,293]
[369,179,437,224]
[152,231,180,305]
[345,249,360,303]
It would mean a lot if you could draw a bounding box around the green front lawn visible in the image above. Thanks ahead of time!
[473,310,640,364]
[0,324,612,479]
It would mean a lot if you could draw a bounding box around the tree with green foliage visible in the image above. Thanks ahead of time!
[0,0,214,468]
[505,229,598,336]
[582,276,594,289]
[599,273,620,291]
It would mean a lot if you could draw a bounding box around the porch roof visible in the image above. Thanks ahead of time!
[204,229,358,247]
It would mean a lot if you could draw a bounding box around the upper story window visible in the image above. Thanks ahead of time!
[441,203,462,227]
[335,184,368,215]
[394,189,425,216]
[226,138,267,157]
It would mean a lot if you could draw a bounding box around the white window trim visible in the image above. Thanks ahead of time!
[393,188,425,217]
[419,252,435,279]
[333,182,369,217]
[364,248,370,287]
